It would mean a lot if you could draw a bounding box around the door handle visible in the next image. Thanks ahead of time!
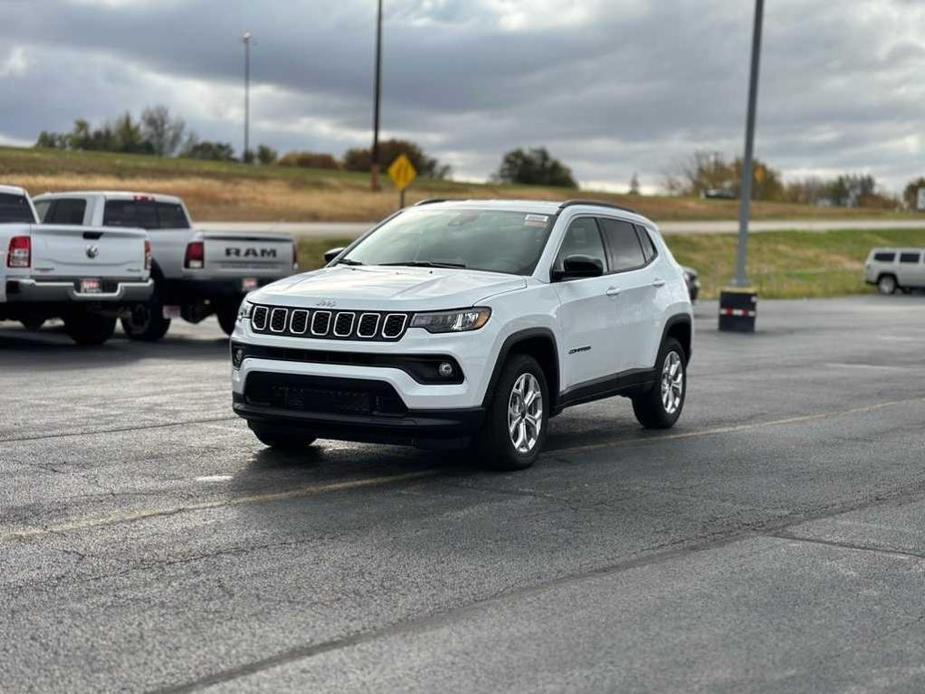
[651,278,666,288]
[605,286,621,296]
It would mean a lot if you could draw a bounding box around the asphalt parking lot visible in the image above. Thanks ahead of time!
[2,295,925,693]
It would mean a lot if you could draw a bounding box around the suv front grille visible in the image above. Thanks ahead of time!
[250,304,410,341]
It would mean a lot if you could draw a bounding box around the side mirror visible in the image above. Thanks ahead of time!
[324,247,346,264]
[552,254,604,281]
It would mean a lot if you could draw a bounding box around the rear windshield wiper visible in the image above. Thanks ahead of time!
[379,261,467,269]
[335,258,365,266]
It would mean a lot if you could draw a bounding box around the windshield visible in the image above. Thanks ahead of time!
[0,193,36,224]
[341,208,555,275]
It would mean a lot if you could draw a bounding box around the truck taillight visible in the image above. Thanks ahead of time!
[184,241,204,269]
[144,240,152,270]
[292,240,299,270]
[7,236,31,268]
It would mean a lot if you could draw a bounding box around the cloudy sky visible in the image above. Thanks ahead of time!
[0,0,922,192]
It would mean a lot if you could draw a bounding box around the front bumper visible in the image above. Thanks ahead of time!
[5,278,153,303]
[232,389,484,450]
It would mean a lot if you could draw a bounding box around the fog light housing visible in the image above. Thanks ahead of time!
[231,344,246,369]
[438,361,454,378]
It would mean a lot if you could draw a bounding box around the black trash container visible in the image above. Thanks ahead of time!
[719,288,757,333]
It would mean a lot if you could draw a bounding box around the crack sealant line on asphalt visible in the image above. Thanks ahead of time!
[0,471,438,543]
[0,415,240,443]
[4,396,925,545]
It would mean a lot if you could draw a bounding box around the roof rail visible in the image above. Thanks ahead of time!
[414,198,448,206]
[558,199,638,215]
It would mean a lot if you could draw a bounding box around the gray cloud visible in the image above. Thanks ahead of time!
[0,0,922,192]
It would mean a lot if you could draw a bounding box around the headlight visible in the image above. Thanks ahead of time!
[410,307,491,333]
[237,301,253,322]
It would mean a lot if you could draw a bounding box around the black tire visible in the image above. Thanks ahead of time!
[63,312,116,346]
[121,297,171,342]
[20,317,45,331]
[249,423,317,451]
[877,274,898,295]
[475,353,549,471]
[632,337,687,429]
[216,302,239,336]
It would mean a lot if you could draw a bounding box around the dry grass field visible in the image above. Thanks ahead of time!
[1,146,913,223]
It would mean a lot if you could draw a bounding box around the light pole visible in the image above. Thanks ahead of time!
[242,31,252,163]
[370,0,383,191]
[734,0,764,287]
[719,0,764,333]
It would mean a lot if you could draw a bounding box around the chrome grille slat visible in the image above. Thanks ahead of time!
[311,311,332,336]
[269,308,288,333]
[251,306,268,331]
[333,312,356,337]
[357,313,380,339]
[382,313,407,339]
[250,305,408,341]
[289,309,309,335]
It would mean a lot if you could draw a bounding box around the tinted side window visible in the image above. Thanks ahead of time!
[0,193,36,223]
[899,252,920,264]
[103,200,158,229]
[46,199,87,225]
[156,202,190,229]
[599,218,646,272]
[873,252,896,262]
[635,225,658,263]
[555,218,607,271]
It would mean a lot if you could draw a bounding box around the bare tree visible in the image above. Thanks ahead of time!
[141,106,186,157]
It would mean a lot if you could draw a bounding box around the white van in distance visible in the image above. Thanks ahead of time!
[864,248,925,294]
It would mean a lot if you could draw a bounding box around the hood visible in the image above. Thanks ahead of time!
[250,265,527,311]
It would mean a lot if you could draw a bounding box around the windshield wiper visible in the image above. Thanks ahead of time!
[335,258,365,266]
[379,261,467,269]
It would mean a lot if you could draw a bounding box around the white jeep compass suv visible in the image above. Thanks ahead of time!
[231,199,692,470]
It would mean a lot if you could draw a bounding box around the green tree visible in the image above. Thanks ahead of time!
[180,139,236,161]
[343,139,451,179]
[495,147,577,188]
[903,177,925,210]
[256,145,278,165]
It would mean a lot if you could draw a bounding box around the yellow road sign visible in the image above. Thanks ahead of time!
[388,154,417,191]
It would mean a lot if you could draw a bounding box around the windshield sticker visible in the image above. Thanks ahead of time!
[524,214,549,228]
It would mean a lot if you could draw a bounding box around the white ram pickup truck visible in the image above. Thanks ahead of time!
[33,191,298,340]
[1,185,152,345]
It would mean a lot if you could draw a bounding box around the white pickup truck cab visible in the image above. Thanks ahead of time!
[231,199,693,470]
[33,191,298,340]
[1,185,152,345]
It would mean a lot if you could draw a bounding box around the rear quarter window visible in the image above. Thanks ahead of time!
[45,199,87,225]
[899,252,921,264]
[0,193,36,223]
[873,252,896,263]
[103,200,158,229]
[156,202,190,229]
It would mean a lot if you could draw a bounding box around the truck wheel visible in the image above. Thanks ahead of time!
[877,274,898,295]
[64,312,116,346]
[121,301,171,342]
[20,317,45,331]
[475,353,548,471]
[632,338,686,429]
[216,302,239,336]
[249,423,316,451]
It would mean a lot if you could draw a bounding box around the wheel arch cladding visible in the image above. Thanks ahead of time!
[483,328,560,410]
[663,314,692,363]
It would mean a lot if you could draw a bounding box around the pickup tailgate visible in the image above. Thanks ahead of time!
[202,233,295,278]
[31,225,147,279]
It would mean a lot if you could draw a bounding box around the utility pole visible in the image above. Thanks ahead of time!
[734,0,764,287]
[242,32,252,164]
[370,0,383,191]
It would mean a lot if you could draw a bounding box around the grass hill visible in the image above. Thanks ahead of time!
[0,146,913,223]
